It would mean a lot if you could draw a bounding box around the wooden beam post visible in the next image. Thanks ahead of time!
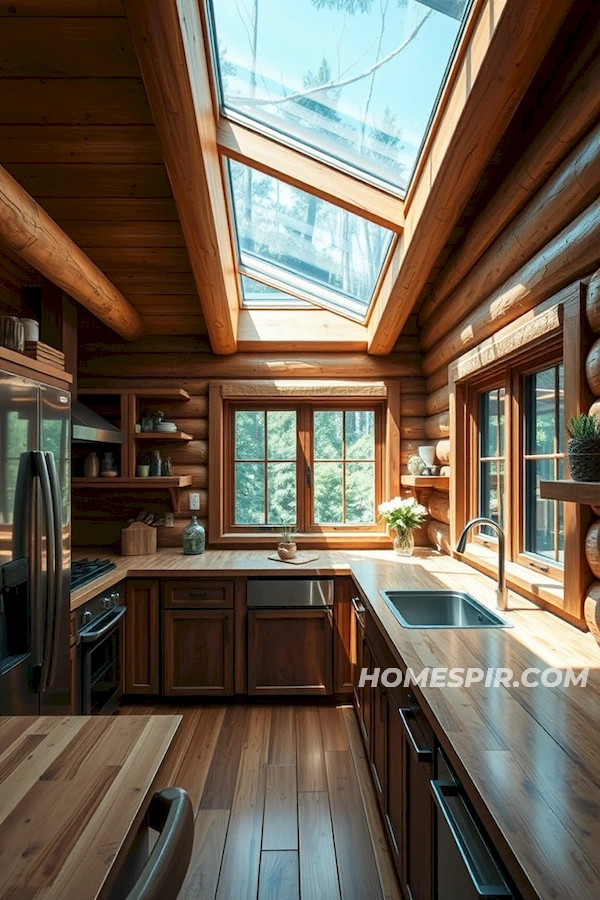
[367,0,575,354]
[0,164,144,341]
[124,0,239,355]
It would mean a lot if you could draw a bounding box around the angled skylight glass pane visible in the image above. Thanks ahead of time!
[228,160,393,320]
[208,0,471,193]
[241,276,314,308]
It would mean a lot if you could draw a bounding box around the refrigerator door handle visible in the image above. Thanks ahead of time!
[45,451,63,688]
[12,451,34,561]
[34,451,56,693]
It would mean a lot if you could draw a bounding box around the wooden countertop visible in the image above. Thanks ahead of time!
[69,546,600,899]
[70,548,353,610]
[0,714,180,899]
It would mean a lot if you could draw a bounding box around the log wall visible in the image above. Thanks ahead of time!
[76,325,426,549]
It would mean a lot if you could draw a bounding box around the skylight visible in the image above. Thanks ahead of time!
[227,160,394,321]
[208,0,471,194]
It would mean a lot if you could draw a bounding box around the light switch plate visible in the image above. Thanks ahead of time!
[189,492,200,510]
[164,512,174,527]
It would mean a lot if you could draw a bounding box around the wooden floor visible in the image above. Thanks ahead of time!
[119,702,402,900]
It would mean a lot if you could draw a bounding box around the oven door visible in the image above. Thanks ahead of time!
[79,606,126,715]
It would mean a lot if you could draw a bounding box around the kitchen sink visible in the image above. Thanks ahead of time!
[379,590,511,629]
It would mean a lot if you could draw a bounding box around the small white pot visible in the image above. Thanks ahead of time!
[418,445,436,467]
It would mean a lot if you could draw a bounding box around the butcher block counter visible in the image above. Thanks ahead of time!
[0,714,180,900]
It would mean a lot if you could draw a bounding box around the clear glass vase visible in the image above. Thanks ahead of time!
[393,529,415,557]
[182,516,206,555]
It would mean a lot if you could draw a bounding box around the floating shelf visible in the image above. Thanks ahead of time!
[401,475,450,490]
[79,388,190,401]
[540,480,600,504]
[134,432,193,441]
[72,476,193,489]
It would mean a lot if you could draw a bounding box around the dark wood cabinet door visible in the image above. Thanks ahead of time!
[248,609,333,696]
[125,579,159,694]
[360,637,373,746]
[163,609,234,697]
[371,681,387,809]
[334,576,355,694]
[402,707,434,900]
[386,700,405,879]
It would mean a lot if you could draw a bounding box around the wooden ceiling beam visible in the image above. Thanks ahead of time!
[218,119,404,232]
[367,0,576,354]
[0,164,144,340]
[124,0,239,355]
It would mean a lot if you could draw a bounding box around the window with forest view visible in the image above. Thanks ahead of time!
[229,402,381,532]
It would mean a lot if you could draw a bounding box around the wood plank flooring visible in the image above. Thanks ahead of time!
[119,703,401,900]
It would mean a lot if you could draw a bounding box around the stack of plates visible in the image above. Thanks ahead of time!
[156,422,177,433]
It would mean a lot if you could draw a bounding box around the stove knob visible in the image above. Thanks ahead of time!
[102,597,111,610]
[110,591,120,602]
[82,610,92,625]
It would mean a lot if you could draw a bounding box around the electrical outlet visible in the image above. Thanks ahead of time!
[189,492,200,511]
[164,512,174,527]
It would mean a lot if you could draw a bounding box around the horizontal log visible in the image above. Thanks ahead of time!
[586,267,600,332]
[585,520,600,579]
[166,418,208,440]
[436,440,451,464]
[428,490,450,524]
[424,196,600,377]
[401,418,426,441]
[80,352,423,380]
[420,50,600,326]
[401,394,427,417]
[425,385,450,416]
[584,582,600,646]
[586,340,600,395]
[0,125,164,166]
[422,119,600,351]
[155,440,208,466]
[426,369,449,396]
[0,164,144,340]
[400,441,425,467]
[425,412,450,440]
[427,520,451,554]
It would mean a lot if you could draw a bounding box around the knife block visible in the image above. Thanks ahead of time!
[121,521,157,556]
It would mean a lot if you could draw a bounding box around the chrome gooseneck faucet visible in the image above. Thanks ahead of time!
[456,517,508,611]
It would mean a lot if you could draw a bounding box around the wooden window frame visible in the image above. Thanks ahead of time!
[209,379,401,549]
[450,284,593,627]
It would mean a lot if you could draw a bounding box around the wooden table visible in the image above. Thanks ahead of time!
[0,714,181,899]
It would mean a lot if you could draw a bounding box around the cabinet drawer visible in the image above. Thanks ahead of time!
[162,580,234,608]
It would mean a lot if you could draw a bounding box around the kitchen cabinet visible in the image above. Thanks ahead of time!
[163,579,234,609]
[163,608,234,696]
[333,576,355,694]
[125,579,159,695]
[399,702,434,900]
[248,608,333,696]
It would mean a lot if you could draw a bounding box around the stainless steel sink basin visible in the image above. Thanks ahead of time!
[379,590,511,629]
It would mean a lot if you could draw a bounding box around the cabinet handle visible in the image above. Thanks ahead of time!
[430,781,512,897]
[399,708,432,762]
[186,591,211,598]
[350,596,366,616]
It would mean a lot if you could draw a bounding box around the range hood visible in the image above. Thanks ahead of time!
[72,401,125,444]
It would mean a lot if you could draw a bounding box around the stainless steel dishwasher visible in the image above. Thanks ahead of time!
[246,578,335,695]
[247,578,334,609]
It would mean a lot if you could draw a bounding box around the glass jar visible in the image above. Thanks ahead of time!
[183,516,205,555]
[101,451,116,474]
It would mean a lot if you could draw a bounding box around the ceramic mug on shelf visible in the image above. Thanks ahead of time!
[1,316,25,352]
[136,465,150,477]
[20,318,39,342]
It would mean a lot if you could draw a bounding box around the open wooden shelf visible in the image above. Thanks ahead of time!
[80,387,190,401]
[134,431,193,441]
[401,475,450,490]
[540,480,600,504]
[72,475,193,489]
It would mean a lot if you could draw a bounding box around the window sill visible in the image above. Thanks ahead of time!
[457,542,565,611]
[210,531,392,550]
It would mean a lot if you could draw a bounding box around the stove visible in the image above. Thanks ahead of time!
[71,558,117,591]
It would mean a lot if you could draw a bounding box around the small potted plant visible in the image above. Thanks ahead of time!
[277,524,298,560]
[567,414,600,481]
[378,496,427,557]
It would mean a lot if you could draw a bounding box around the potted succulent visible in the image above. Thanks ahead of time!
[277,524,298,560]
[567,414,600,481]
[378,496,427,557]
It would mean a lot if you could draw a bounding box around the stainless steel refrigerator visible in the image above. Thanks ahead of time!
[0,368,71,715]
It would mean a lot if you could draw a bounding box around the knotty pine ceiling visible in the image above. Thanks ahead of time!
[0,0,207,338]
